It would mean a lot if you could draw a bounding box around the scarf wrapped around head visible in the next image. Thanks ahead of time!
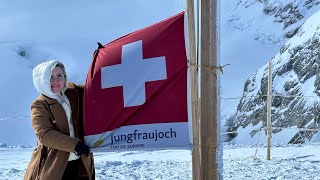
[32,60,68,99]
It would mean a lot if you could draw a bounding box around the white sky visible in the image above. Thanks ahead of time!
[0,0,185,82]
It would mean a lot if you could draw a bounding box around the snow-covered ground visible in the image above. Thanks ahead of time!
[1,143,320,180]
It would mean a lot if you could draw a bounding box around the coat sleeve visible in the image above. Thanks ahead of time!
[76,83,85,141]
[77,84,85,96]
[31,100,80,152]
[67,82,84,101]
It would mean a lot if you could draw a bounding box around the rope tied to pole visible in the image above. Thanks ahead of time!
[189,63,231,74]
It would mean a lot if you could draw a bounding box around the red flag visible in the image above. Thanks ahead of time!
[84,12,191,151]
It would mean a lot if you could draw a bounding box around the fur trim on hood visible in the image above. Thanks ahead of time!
[33,60,68,99]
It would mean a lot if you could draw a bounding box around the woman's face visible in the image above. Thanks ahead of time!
[50,66,65,93]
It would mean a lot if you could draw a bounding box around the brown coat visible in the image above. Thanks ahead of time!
[24,83,95,180]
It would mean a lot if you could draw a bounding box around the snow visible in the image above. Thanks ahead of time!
[273,70,298,94]
[244,64,268,97]
[299,76,320,108]
[223,143,320,180]
[1,144,320,179]
[220,0,320,127]
[221,0,284,115]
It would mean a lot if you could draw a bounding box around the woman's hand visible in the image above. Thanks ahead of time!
[74,141,90,157]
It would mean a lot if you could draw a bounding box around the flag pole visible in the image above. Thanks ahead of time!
[200,0,221,179]
[186,0,200,179]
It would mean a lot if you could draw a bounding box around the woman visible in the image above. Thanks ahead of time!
[24,60,95,180]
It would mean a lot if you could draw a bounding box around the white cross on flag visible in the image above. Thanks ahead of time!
[84,12,192,151]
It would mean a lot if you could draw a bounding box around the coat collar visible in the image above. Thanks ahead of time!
[40,94,59,105]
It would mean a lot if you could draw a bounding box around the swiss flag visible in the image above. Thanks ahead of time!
[84,12,190,150]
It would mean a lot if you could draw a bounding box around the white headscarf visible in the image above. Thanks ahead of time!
[32,60,68,99]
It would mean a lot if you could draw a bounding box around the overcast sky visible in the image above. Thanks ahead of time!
[0,0,186,145]
[0,0,186,81]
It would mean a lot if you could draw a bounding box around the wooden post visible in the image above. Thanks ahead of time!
[186,0,200,180]
[200,0,220,179]
[266,61,272,160]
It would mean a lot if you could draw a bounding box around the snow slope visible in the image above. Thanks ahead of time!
[1,143,320,179]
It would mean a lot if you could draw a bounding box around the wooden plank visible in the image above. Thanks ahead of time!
[200,0,220,179]
[186,0,200,179]
[267,61,272,160]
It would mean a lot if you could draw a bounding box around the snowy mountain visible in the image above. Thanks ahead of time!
[225,0,320,144]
